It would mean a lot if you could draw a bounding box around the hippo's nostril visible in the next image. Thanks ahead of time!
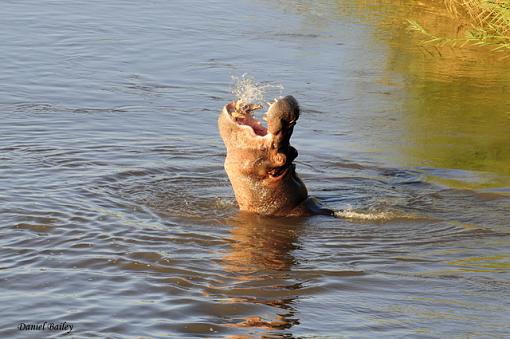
[219,95,318,216]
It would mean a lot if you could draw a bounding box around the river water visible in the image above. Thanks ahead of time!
[1,1,509,338]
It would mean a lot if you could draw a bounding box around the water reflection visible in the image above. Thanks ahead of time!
[399,77,510,189]
[221,213,305,336]
[330,0,510,189]
[375,2,510,189]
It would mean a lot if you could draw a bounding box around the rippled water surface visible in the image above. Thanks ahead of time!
[1,0,510,338]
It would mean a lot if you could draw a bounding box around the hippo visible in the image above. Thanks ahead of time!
[218,95,333,217]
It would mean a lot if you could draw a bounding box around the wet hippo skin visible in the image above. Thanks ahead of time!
[218,96,332,217]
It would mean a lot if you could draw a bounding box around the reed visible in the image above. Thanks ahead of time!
[408,0,510,55]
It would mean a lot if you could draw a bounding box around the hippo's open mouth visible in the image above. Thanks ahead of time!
[225,101,268,137]
[219,94,316,216]
[221,96,301,179]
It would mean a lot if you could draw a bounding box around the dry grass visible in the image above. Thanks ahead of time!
[408,0,510,55]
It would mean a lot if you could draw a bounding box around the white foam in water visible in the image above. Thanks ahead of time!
[333,207,418,221]
[334,208,395,221]
[231,74,284,106]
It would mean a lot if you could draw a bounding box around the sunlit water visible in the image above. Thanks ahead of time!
[1,0,509,338]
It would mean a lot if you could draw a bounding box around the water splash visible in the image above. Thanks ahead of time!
[334,207,418,221]
[231,74,284,106]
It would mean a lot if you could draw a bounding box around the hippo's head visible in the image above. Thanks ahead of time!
[218,96,309,216]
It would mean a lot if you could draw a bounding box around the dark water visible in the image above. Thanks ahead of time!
[1,1,510,338]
